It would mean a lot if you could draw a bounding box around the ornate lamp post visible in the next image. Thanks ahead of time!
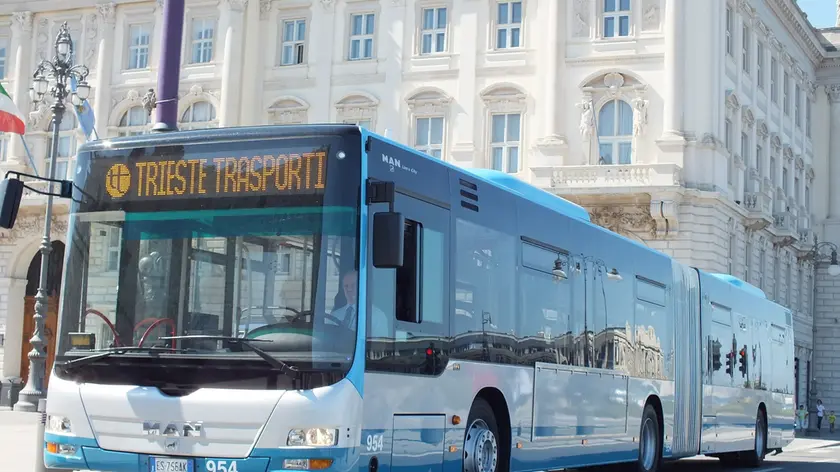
[13,22,90,412]
[798,235,840,432]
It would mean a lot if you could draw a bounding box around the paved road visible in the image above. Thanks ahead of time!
[3,408,839,471]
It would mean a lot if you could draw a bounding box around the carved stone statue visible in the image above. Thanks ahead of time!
[578,99,595,139]
[632,97,649,136]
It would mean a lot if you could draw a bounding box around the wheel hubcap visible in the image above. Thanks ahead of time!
[463,419,498,472]
[640,418,657,470]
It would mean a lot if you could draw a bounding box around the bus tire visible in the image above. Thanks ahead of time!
[463,398,501,472]
[739,409,767,467]
[637,404,662,472]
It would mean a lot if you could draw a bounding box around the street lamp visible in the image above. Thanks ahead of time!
[13,22,89,413]
[798,235,840,432]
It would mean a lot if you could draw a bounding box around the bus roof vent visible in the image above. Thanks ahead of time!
[458,178,479,212]
[464,168,591,222]
[709,273,767,299]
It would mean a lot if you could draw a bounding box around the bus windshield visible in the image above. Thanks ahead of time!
[55,132,362,384]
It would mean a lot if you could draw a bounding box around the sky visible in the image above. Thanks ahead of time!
[798,0,835,28]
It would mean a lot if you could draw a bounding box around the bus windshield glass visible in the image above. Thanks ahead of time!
[55,132,361,380]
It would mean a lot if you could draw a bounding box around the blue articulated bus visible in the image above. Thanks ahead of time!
[33,124,793,472]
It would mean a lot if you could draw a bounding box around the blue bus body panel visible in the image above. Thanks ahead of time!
[464,168,591,222]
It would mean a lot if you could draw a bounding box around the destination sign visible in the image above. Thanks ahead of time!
[100,151,327,201]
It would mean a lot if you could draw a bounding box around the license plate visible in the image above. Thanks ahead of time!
[150,457,193,472]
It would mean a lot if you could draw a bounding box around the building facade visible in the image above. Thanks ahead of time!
[0,0,839,409]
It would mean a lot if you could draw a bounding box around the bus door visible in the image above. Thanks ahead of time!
[705,302,734,450]
[366,190,450,472]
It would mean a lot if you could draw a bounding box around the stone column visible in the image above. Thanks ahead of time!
[7,12,34,168]
[238,0,264,126]
[93,3,117,138]
[380,1,405,140]
[662,0,683,138]
[542,0,560,138]
[218,0,247,127]
[450,0,479,165]
[828,86,840,219]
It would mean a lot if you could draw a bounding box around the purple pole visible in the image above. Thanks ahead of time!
[153,0,185,132]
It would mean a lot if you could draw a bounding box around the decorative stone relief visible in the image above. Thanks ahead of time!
[97,3,116,27]
[782,51,794,66]
[603,72,625,97]
[756,20,769,36]
[806,166,815,182]
[738,0,756,17]
[827,84,840,103]
[12,11,34,34]
[36,18,49,61]
[260,0,272,20]
[642,0,659,31]
[320,0,336,10]
[406,90,452,115]
[189,84,205,96]
[85,14,99,63]
[756,120,768,137]
[795,156,804,171]
[741,107,755,129]
[335,95,378,125]
[268,98,309,125]
[0,215,68,243]
[573,0,591,38]
[725,91,740,112]
[783,145,793,163]
[226,0,249,11]
[577,96,595,140]
[156,0,165,9]
[771,134,782,150]
[589,205,659,240]
[28,103,51,129]
[769,35,781,51]
[480,86,526,114]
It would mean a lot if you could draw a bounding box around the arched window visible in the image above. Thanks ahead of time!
[47,112,78,180]
[118,106,150,136]
[180,101,217,130]
[597,99,633,165]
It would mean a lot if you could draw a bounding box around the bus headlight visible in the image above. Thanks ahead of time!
[46,416,72,434]
[287,428,338,446]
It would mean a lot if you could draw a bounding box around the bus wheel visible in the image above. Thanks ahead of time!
[637,404,662,472]
[463,398,500,472]
[740,410,767,467]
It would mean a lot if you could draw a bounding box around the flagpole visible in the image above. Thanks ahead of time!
[18,134,39,177]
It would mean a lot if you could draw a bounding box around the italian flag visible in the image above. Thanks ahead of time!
[0,83,25,135]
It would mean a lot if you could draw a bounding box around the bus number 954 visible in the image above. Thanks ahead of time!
[206,460,238,472]
[366,434,384,452]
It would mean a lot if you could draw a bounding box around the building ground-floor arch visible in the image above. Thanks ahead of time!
[0,212,68,384]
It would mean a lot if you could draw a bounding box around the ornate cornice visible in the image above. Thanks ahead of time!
[766,0,824,67]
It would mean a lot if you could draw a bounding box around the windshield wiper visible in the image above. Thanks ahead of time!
[159,335,299,376]
[56,346,186,370]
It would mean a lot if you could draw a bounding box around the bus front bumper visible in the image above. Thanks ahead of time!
[44,433,354,472]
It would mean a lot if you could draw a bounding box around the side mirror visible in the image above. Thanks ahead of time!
[372,211,405,268]
[0,178,24,229]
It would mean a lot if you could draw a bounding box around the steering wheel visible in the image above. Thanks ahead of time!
[244,312,347,339]
[84,308,122,347]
